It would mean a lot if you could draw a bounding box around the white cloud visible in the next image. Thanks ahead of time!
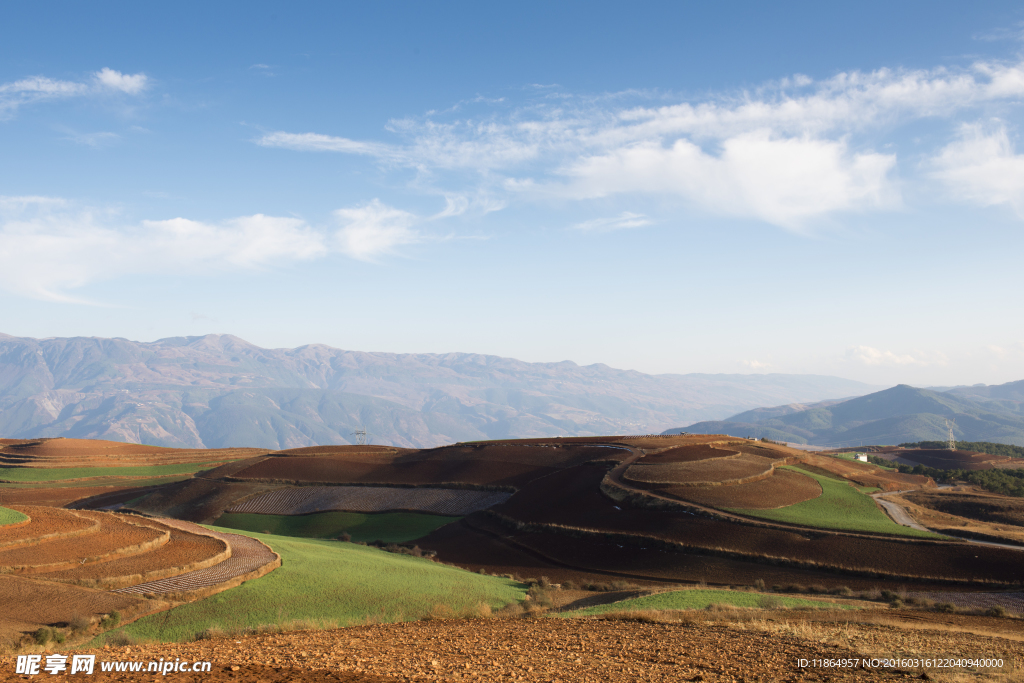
[0,68,147,117]
[741,360,772,370]
[558,133,896,229]
[257,59,1024,229]
[93,68,148,94]
[334,199,419,261]
[60,129,120,147]
[0,196,421,301]
[846,346,947,367]
[928,122,1024,217]
[571,212,652,232]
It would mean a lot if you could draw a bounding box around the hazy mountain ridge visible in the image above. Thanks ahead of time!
[672,382,1024,447]
[0,333,882,449]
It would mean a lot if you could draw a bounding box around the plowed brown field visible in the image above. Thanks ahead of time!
[0,574,149,642]
[116,521,278,596]
[231,457,555,488]
[0,513,165,573]
[904,489,1024,526]
[800,454,932,490]
[0,506,97,549]
[638,445,737,463]
[0,438,266,468]
[894,449,1013,471]
[489,464,1024,583]
[227,486,511,516]
[623,454,774,485]
[39,527,228,589]
[658,469,822,509]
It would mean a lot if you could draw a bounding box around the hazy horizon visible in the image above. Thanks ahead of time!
[3,2,1024,388]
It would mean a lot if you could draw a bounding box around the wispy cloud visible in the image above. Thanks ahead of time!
[0,68,148,118]
[0,196,420,301]
[928,121,1024,218]
[255,59,1024,229]
[571,212,652,232]
[846,346,948,367]
[334,199,420,261]
[59,128,120,147]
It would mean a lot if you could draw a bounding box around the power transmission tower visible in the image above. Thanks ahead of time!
[945,419,956,451]
[351,428,370,446]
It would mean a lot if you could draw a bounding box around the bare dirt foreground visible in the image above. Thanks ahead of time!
[6,615,1022,683]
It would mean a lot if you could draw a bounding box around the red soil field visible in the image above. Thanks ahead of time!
[623,454,774,485]
[116,520,278,596]
[655,469,823,509]
[894,449,1013,471]
[129,478,281,523]
[422,517,963,594]
[271,445,413,458]
[0,438,266,468]
[39,526,228,589]
[489,464,1023,583]
[0,512,166,572]
[0,574,148,642]
[903,490,1024,527]
[637,445,738,463]
[230,456,556,488]
[800,454,932,490]
[228,485,511,516]
[403,444,631,467]
[0,506,98,549]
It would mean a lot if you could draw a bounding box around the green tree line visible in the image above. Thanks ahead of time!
[898,441,1024,458]
[868,455,1024,497]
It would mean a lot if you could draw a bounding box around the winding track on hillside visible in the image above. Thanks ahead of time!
[114,520,279,595]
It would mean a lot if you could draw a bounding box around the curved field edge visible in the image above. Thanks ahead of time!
[213,511,461,543]
[727,467,943,539]
[0,462,235,483]
[560,588,856,617]
[92,528,526,644]
[0,507,28,527]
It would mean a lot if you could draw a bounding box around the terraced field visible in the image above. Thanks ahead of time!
[728,467,942,538]
[662,468,822,509]
[116,521,279,596]
[227,485,511,516]
[624,454,775,486]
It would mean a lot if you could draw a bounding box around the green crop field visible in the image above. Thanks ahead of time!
[93,528,525,644]
[562,588,854,617]
[214,511,459,543]
[0,462,231,483]
[728,466,943,538]
[0,506,28,526]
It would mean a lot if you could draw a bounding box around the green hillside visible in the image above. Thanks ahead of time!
[93,529,525,644]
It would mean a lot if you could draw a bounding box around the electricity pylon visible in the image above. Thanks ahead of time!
[945,418,956,451]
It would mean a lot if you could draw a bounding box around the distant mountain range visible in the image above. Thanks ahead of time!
[0,333,882,449]
[671,382,1024,447]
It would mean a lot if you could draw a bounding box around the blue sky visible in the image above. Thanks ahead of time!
[2,1,1024,387]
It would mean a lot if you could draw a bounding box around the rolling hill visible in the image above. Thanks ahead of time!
[671,383,1024,447]
[0,333,880,449]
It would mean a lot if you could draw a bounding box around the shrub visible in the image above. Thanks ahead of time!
[985,605,1007,618]
[753,579,766,591]
[68,614,91,633]
[562,580,578,590]
[757,595,783,610]
[106,632,135,647]
[538,576,552,589]
[934,602,957,614]
[880,590,899,602]
[337,532,352,542]
[889,598,904,609]
[831,586,852,597]
[33,628,52,645]
[99,611,121,630]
